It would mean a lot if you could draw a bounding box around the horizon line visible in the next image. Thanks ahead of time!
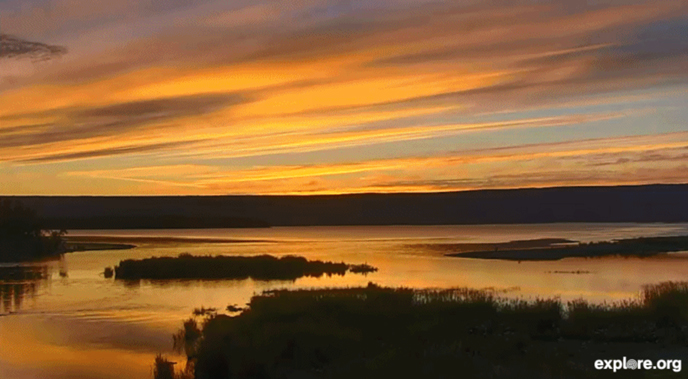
[3,182,688,198]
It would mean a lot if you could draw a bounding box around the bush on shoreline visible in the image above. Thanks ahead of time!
[0,200,67,262]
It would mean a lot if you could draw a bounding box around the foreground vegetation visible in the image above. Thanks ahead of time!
[448,235,688,261]
[157,282,688,379]
[0,200,67,262]
[111,254,377,281]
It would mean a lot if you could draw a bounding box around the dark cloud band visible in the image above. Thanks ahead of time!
[0,34,66,60]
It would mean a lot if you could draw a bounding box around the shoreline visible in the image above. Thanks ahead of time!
[445,235,688,261]
[65,241,137,252]
[64,235,270,246]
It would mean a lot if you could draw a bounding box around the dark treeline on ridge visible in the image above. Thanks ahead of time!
[5,184,688,229]
[41,215,270,230]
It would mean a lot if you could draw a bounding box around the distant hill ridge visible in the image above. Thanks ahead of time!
[4,184,688,229]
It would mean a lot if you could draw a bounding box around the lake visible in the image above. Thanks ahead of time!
[2,224,688,379]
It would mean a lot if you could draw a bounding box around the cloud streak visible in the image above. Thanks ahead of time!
[62,132,688,195]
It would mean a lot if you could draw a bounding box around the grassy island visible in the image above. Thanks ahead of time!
[157,281,688,379]
[111,254,377,281]
[445,235,688,261]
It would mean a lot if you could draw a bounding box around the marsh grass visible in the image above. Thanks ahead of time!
[154,355,194,379]
[161,281,688,379]
[153,355,176,379]
[641,281,688,327]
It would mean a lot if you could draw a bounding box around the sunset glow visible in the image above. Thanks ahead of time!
[1,0,687,195]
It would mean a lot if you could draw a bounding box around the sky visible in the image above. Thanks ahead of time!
[0,0,687,195]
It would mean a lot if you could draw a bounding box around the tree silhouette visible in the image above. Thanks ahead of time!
[0,200,67,261]
[0,199,42,239]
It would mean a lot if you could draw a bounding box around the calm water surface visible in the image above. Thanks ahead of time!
[2,224,688,378]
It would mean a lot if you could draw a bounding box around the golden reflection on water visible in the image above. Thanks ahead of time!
[0,266,49,314]
[0,315,178,379]
[2,224,688,378]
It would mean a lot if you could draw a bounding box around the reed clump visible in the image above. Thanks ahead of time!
[348,263,378,274]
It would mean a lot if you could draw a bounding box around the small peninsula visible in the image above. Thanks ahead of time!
[445,236,688,261]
